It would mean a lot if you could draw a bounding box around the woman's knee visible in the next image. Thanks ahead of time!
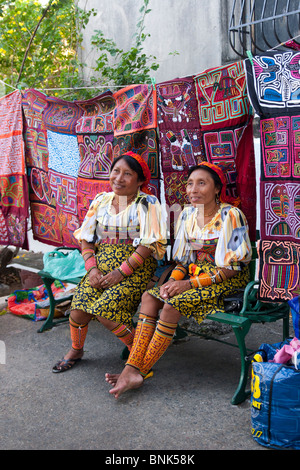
[141,291,162,312]
[160,304,182,324]
[70,309,92,324]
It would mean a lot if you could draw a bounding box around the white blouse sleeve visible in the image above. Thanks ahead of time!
[133,194,167,260]
[73,193,104,243]
[172,208,196,268]
[215,206,252,270]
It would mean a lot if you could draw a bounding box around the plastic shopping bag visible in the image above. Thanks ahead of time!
[251,340,300,450]
[43,249,86,280]
[288,296,300,339]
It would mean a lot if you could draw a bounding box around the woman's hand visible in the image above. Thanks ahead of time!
[98,269,124,289]
[88,268,104,289]
[160,279,191,299]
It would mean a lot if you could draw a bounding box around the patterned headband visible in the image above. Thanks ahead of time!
[123,151,153,195]
[197,162,240,207]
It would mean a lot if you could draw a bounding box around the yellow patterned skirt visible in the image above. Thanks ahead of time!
[71,243,156,325]
[147,260,250,324]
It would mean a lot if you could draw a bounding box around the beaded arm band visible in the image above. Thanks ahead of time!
[190,268,227,288]
[81,248,98,274]
[169,264,187,281]
[84,255,97,274]
[118,251,145,277]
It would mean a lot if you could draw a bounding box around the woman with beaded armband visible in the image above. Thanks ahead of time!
[106,162,252,397]
[52,152,167,373]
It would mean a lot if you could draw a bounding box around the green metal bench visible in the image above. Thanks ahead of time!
[37,247,82,333]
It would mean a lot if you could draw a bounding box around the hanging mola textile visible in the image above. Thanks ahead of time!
[156,76,205,240]
[194,61,257,241]
[21,89,116,248]
[0,90,29,248]
[245,49,300,301]
[112,84,160,198]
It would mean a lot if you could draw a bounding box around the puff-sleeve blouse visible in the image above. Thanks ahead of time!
[73,190,167,260]
[172,203,252,270]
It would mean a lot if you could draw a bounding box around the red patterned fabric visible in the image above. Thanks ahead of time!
[195,62,256,240]
[113,84,157,136]
[245,50,300,301]
[0,90,29,248]
[22,89,116,247]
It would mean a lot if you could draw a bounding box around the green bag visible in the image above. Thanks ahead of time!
[43,249,86,280]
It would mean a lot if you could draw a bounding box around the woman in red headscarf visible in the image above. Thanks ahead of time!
[106,162,252,397]
[52,152,167,373]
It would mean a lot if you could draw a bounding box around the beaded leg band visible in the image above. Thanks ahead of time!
[111,323,135,351]
[126,313,157,372]
[69,316,89,351]
[189,264,227,288]
[139,319,177,377]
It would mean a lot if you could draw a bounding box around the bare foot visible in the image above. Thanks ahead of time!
[108,365,144,398]
[105,373,120,385]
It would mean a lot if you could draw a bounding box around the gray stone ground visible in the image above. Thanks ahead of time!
[1,296,292,452]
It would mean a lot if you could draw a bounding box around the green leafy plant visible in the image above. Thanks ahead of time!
[90,0,160,87]
[0,0,96,96]
[0,0,177,99]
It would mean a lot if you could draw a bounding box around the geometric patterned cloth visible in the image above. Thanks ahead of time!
[0,90,29,248]
[195,61,256,240]
[112,84,160,200]
[22,89,115,248]
[156,76,205,239]
[17,64,255,254]
[245,50,300,301]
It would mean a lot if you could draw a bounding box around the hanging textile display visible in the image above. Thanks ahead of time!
[22,89,116,247]
[156,76,205,213]
[194,61,257,240]
[2,58,253,251]
[0,90,29,248]
[113,128,160,197]
[75,91,115,223]
[112,84,160,198]
[245,49,300,301]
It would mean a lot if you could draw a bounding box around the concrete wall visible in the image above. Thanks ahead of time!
[78,0,238,85]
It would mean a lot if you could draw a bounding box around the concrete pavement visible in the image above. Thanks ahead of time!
[1,300,292,452]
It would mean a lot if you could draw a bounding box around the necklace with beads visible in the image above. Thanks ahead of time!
[112,193,137,210]
[204,204,219,217]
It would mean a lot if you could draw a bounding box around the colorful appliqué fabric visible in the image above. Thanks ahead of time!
[113,84,157,136]
[195,61,256,241]
[0,90,29,248]
[245,50,300,301]
[22,90,117,248]
[157,77,205,174]
[112,84,161,203]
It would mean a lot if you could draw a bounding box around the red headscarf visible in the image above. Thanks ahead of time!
[197,162,240,207]
[123,151,153,195]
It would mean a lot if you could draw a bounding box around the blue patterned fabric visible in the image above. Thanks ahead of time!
[47,130,81,177]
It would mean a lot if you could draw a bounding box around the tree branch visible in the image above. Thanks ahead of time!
[16,0,55,85]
